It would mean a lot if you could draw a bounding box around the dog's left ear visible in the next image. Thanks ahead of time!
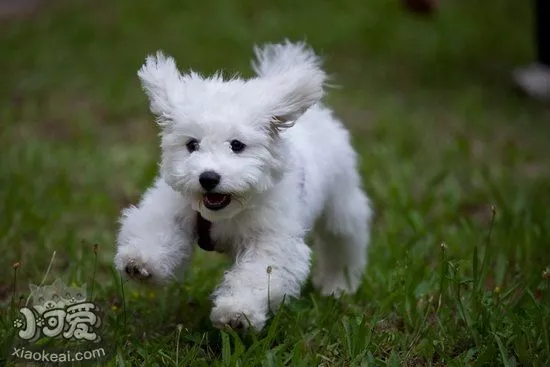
[252,41,327,128]
[137,51,183,120]
[267,67,326,127]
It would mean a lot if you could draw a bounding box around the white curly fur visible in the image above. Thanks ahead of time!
[114,41,372,331]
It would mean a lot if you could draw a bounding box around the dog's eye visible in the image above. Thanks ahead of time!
[186,138,200,153]
[230,140,246,153]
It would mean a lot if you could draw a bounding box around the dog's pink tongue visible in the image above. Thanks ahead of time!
[205,193,227,204]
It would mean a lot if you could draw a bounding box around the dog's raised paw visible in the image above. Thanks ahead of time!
[124,258,152,281]
[114,248,158,283]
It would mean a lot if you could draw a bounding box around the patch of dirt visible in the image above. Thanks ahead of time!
[406,356,429,367]
[0,0,44,19]
[0,282,13,304]
[375,313,405,334]
[8,90,101,142]
[8,88,155,145]
[457,202,494,228]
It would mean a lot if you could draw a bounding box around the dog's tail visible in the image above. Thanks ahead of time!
[251,40,326,80]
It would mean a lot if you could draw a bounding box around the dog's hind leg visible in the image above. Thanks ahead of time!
[312,180,372,296]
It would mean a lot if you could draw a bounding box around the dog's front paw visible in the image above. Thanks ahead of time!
[114,246,170,285]
[210,297,267,332]
[123,258,152,281]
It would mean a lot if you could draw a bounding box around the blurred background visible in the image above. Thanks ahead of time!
[1,0,549,364]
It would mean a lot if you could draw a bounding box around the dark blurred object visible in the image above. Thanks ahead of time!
[402,0,439,15]
[513,0,550,101]
[535,0,549,67]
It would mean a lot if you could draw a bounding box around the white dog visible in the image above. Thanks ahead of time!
[114,41,372,331]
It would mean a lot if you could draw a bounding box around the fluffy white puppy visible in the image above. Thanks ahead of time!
[114,41,372,331]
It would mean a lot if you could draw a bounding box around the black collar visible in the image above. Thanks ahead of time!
[196,212,216,251]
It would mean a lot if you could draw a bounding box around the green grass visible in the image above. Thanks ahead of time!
[1,0,550,365]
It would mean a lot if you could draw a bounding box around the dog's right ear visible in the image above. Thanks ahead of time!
[137,52,183,120]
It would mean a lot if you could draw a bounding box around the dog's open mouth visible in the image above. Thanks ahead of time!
[203,193,231,210]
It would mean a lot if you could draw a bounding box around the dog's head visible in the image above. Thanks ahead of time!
[138,41,326,221]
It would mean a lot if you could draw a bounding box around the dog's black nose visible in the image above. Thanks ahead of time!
[199,171,221,191]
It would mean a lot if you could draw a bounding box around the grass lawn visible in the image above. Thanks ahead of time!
[1,0,550,365]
